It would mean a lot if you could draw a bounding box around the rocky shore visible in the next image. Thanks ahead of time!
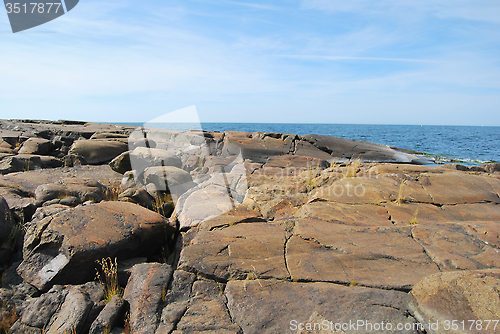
[0,119,499,334]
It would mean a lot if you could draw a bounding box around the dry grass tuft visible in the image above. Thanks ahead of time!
[409,208,419,225]
[344,158,361,178]
[395,180,407,205]
[95,257,122,304]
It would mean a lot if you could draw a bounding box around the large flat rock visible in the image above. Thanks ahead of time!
[288,223,440,290]
[226,279,419,334]
[179,222,289,281]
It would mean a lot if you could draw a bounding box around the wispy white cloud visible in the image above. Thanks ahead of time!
[0,0,498,124]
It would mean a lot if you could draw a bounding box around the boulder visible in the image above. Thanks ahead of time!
[176,173,248,229]
[123,263,174,334]
[409,270,500,333]
[130,147,183,168]
[222,134,292,163]
[18,138,53,155]
[34,178,107,204]
[89,295,126,334]
[109,151,131,174]
[12,282,104,334]
[17,201,175,291]
[0,155,43,174]
[117,187,155,211]
[69,140,128,165]
[143,166,194,201]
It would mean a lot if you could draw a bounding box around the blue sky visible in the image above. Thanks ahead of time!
[1,0,499,125]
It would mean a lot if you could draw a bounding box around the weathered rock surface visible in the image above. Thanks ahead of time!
[18,201,175,291]
[302,134,433,164]
[69,140,128,165]
[179,221,289,281]
[226,279,419,334]
[0,195,15,245]
[123,263,174,334]
[409,270,500,334]
[11,282,104,334]
[3,119,500,334]
[18,138,53,155]
[89,295,126,334]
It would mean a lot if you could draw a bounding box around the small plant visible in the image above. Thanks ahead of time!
[153,193,174,217]
[305,161,321,192]
[124,311,131,334]
[161,286,167,303]
[395,180,407,205]
[329,157,339,169]
[344,158,361,178]
[95,257,122,304]
[349,280,358,286]
[409,208,419,225]
[103,182,121,201]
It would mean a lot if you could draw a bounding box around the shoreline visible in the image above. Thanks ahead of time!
[0,118,499,333]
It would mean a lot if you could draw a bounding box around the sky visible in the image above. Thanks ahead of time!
[0,0,499,125]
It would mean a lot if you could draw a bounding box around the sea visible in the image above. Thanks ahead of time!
[117,123,500,165]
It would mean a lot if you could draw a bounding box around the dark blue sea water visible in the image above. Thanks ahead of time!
[119,123,500,165]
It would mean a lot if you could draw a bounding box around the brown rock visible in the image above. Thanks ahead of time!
[288,223,440,289]
[411,223,500,271]
[295,202,393,226]
[17,201,175,291]
[170,279,242,334]
[310,174,431,204]
[34,178,106,204]
[222,135,292,163]
[442,203,500,222]
[409,270,500,333]
[123,263,174,334]
[179,222,289,281]
[302,134,431,163]
[226,279,420,334]
[419,173,500,205]
[197,206,264,232]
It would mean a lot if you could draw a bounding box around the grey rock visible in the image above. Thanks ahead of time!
[89,295,126,334]
[69,140,128,165]
[18,138,53,155]
[0,195,15,245]
[109,151,131,174]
